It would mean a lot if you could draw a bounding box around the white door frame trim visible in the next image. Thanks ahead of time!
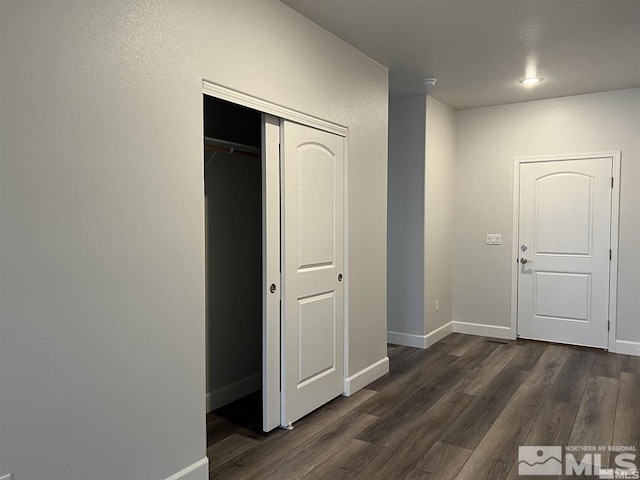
[510,151,621,350]
[202,81,350,425]
[203,80,348,138]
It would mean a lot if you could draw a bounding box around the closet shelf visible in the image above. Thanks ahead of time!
[204,136,261,158]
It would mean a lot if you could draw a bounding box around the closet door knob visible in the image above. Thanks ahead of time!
[269,284,276,293]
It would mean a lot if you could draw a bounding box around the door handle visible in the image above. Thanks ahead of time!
[520,257,533,264]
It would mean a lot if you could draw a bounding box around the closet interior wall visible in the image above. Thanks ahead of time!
[204,96,263,412]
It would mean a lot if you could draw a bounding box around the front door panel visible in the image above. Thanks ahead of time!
[517,158,612,348]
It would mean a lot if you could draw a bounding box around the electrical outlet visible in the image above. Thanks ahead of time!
[435,300,439,312]
[486,234,502,245]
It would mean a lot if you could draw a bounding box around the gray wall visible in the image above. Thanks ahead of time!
[387,97,426,336]
[424,97,456,334]
[0,1,389,479]
[387,95,456,341]
[454,88,640,345]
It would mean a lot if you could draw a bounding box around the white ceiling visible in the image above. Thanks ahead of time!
[280,0,640,110]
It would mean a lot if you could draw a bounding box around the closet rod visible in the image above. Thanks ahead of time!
[204,136,261,158]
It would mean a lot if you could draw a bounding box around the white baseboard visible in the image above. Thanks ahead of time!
[387,321,454,349]
[389,321,637,354]
[611,339,640,356]
[164,458,208,480]
[452,321,514,340]
[387,330,429,348]
[207,372,261,412]
[427,321,454,344]
[344,357,389,396]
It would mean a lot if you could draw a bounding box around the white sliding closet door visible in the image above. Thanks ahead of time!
[262,114,281,432]
[280,120,345,428]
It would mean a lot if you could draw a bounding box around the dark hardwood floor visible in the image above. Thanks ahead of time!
[207,334,640,479]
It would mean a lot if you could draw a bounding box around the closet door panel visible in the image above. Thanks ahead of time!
[297,144,336,269]
[281,120,345,428]
[262,114,281,432]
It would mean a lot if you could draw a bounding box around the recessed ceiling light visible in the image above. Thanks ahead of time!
[519,76,544,86]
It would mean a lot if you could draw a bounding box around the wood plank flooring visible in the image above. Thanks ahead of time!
[207,334,640,479]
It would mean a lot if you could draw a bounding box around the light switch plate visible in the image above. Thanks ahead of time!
[486,234,502,245]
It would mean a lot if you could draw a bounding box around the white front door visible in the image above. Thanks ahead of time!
[281,120,345,428]
[517,157,613,348]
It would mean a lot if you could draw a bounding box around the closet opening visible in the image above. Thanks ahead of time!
[204,94,264,435]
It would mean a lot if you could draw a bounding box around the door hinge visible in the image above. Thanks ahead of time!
[611,177,614,188]
[609,249,612,260]
[608,320,610,332]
